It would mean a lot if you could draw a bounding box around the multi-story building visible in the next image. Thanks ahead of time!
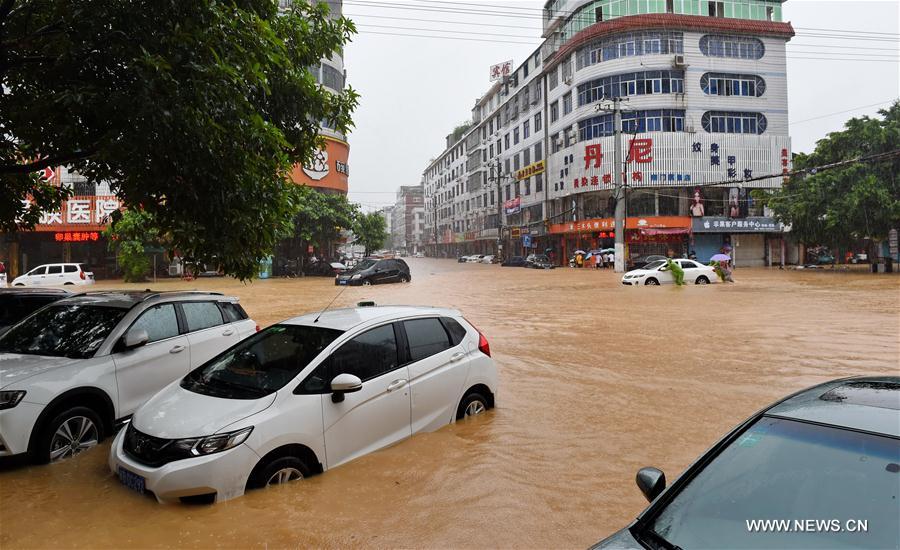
[379,205,395,251]
[391,185,425,255]
[424,0,794,267]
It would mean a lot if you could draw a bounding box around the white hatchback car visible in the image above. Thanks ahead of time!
[0,291,257,463]
[10,263,95,286]
[109,305,498,504]
[622,259,718,286]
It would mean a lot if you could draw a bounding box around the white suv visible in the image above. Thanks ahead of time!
[10,263,95,286]
[0,291,257,463]
[109,305,498,503]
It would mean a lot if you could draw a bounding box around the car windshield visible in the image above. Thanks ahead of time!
[643,260,666,270]
[351,259,377,272]
[181,324,343,399]
[644,416,900,549]
[0,304,127,359]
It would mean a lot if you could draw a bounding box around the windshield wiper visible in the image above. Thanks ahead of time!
[635,528,683,550]
[201,376,268,398]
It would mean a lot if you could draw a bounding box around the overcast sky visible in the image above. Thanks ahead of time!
[343,0,900,211]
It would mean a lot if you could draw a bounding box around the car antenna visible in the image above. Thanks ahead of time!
[313,284,349,323]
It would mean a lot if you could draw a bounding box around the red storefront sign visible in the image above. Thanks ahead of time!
[549,216,690,234]
[54,231,101,242]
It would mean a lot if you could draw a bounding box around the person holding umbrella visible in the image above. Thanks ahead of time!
[710,253,734,282]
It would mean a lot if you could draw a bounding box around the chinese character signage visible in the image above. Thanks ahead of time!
[548,134,791,199]
[28,196,123,231]
[489,60,513,82]
[504,196,521,215]
[515,160,545,181]
[692,217,785,233]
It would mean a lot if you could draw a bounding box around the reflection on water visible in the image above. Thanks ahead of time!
[2,261,898,548]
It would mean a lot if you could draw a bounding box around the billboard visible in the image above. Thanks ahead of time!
[489,60,513,82]
[288,136,350,193]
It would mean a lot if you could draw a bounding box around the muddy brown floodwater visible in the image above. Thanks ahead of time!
[1,260,898,549]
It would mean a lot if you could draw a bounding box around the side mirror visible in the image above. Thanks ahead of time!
[123,328,149,350]
[330,373,362,403]
[636,467,666,502]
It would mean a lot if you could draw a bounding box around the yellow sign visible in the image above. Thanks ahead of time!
[515,160,545,181]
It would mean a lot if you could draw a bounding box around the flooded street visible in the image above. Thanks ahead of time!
[1,259,898,549]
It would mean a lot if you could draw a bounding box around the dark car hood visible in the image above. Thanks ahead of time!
[590,527,642,549]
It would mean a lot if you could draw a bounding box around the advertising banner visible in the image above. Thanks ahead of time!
[692,217,785,233]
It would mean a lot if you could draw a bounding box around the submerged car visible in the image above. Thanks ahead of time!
[501,256,529,267]
[10,263,95,286]
[593,377,900,550]
[529,254,554,269]
[0,291,256,463]
[334,258,410,286]
[621,259,717,285]
[109,305,498,503]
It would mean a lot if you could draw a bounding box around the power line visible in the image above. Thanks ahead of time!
[791,100,898,125]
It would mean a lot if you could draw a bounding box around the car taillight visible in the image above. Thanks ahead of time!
[255,324,261,332]
[477,331,491,357]
[79,271,85,280]
[464,317,491,357]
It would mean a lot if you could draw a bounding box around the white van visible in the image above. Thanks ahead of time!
[10,263,95,286]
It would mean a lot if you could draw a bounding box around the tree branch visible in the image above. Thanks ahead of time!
[0,149,96,174]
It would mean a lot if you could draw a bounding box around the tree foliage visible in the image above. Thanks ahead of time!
[353,211,388,256]
[1,0,358,280]
[103,209,156,282]
[759,102,900,249]
[292,185,357,250]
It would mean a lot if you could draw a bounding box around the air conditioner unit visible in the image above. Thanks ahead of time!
[673,54,687,67]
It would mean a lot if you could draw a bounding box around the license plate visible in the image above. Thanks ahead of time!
[117,466,146,494]
[338,280,347,285]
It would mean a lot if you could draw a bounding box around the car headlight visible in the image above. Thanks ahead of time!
[351,273,361,280]
[170,426,253,457]
[0,390,26,410]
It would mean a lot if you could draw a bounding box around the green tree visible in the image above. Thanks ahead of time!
[292,185,358,252]
[353,211,388,256]
[1,0,358,280]
[758,102,900,253]
[103,209,156,282]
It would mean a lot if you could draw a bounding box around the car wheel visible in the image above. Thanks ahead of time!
[14,283,24,286]
[695,276,710,285]
[456,392,489,420]
[250,456,310,490]
[362,279,373,286]
[64,282,75,286]
[35,406,103,464]
[399,275,410,283]
[644,278,660,286]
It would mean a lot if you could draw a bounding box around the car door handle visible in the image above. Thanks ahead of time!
[169,345,186,354]
[222,328,235,336]
[450,352,465,362]
[386,379,407,392]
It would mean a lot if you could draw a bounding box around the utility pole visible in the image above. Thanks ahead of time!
[491,159,504,259]
[598,97,628,273]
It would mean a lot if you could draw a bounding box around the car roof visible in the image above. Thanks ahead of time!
[0,288,71,296]
[53,290,231,309]
[282,305,461,331]
[766,376,900,437]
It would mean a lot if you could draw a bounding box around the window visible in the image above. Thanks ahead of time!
[534,142,543,161]
[563,92,572,115]
[551,132,561,153]
[580,110,686,141]
[578,70,685,106]
[523,147,531,165]
[766,6,774,20]
[0,305,127,360]
[64,264,78,273]
[321,64,344,90]
[535,112,542,132]
[47,265,62,274]
[523,120,530,139]
[702,111,768,134]
[535,173,544,193]
[513,128,520,145]
[700,35,765,59]
[595,6,603,21]
[576,31,684,70]
[182,302,224,331]
[404,318,451,361]
[708,0,724,17]
[329,324,398,382]
[666,0,674,12]
[550,101,559,123]
[549,66,559,90]
[701,73,766,97]
[440,317,467,346]
[132,304,179,343]
[505,133,510,149]
[220,302,247,323]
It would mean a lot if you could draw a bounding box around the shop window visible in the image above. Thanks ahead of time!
[628,191,656,216]
[658,191,681,216]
